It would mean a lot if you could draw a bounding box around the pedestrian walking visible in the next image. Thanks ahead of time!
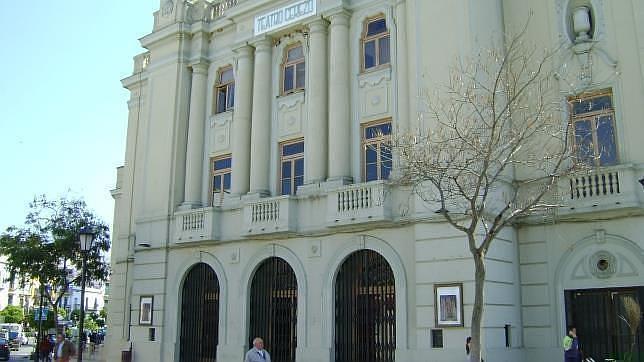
[245,337,271,362]
[53,334,76,362]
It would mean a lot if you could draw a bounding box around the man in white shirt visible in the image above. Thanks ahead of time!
[245,337,271,362]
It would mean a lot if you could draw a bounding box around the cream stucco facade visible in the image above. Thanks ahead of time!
[107,0,644,361]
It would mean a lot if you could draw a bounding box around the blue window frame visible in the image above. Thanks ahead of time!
[362,121,392,182]
[569,90,617,167]
[211,156,232,205]
[283,44,305,94]
[362,17,390,71]
[280,140,304,195]
[215,67,234,114]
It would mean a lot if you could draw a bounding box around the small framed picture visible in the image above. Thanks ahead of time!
[139,296,153,325]
[435,283,463,327]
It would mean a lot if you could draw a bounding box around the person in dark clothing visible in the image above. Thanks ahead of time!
[39,337,53,361]
[563,326,582,362]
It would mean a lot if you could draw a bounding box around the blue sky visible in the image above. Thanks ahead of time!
[0,1,158,232]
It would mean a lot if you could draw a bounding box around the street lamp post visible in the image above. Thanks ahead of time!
[35,284,49,362]
[77,227,95,362]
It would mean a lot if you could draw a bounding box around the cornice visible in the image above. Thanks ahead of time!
[139,22,191,49]
[121,72,149,89]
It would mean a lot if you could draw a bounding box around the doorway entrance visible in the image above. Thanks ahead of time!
[565,287,643,361]
[248,257,298,362]
[335,249,396,362]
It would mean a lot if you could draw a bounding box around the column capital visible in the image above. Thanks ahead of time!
[307,17,329,34]
[233,44,255,59]
[250,36,273,53]
[326,8,351,27]
[189,60,210,75]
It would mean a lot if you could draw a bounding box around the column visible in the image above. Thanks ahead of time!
[396,1,410,135]
[327,11,352,183]
[249,37,273,196]
[231,45,254,196]
[305,18,329,184]
[182,61,209,208]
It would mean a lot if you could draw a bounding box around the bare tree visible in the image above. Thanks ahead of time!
[394,28,580,361]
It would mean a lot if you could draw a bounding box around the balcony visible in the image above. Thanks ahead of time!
[174,207,216,242]
[243,196,298,236]
[327,180,392,227]
[559,164,644,218]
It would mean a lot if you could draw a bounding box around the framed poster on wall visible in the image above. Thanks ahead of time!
[435,283,463,327]
[139,296,153,325]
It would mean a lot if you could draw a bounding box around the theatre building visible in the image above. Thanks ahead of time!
[107,0,644,361]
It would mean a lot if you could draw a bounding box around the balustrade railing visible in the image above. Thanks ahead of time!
[569,169,620,200]
[250,200,280,223]
[328,181,391,225]
[244,196,296,236]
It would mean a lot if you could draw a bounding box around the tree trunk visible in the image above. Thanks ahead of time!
[470,253,486,362]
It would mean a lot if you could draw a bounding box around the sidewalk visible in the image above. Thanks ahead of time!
[81,347,107,362]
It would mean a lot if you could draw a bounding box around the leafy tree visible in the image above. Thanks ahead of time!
[0,305,24,323]
[394,27,580,361]
[90,312,106,328]
[27,310,56,330]
[83,315,99,332]
[70,309,81,323]
[0,196,110,318]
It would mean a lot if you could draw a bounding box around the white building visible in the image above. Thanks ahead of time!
[0,257,35,313]
[58,283,106,315]
[107,0,644,361]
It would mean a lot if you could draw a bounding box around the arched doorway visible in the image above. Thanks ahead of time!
[335,249,395,362]
[249,257,298,362]
[180,263,220,362]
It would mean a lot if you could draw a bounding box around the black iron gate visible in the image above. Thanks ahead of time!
[180,263,220,362]
[335,250,396,362]
[565,287,643,361]
[249,257,298,362]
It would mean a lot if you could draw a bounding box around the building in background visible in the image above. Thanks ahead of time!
[107,0,644,361]
[0,257,37,314]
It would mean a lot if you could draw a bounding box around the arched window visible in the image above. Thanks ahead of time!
[282,44,305,94]
[362,16,390,71]
[214,66,234,114]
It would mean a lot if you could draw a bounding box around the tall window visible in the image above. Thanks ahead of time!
[362,120,392,182]
[568,90,618,166]
[280,140,304,195]
[211,156,232,205]
[362,17,390,71]
[215,66,234,114]
[282,44,305,94]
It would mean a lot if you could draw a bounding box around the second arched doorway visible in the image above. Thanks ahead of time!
[179,262,220,362]
[335,249,396,362]
[249,257,298,362]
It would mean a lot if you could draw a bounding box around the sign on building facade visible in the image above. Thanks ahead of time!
[254,0,316,35]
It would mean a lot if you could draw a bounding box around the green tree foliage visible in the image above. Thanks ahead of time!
[84,315,99,332]
[27,310,56,330]
[70,309,81,323]
[0,305,24,323]
[0,196,110,315]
